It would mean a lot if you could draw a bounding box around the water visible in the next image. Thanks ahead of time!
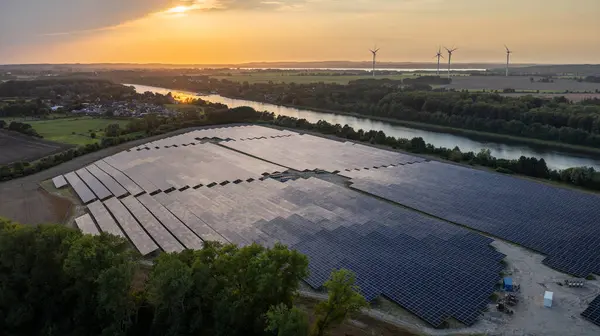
[126,84,600,171]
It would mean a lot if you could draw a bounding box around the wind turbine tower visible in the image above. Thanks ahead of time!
[445,47,458,79]
[505,45,512,77]
[435,47,444,75]
[370,46,380,77]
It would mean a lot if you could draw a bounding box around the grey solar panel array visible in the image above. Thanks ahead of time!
[223,134,425,172]
[121,196,184,253]
[136,177,503,327]
[75,168,112,200]
[87,201,126,238]
[95,160,145,196]
[86,164,128,198]
[137,194,204,250]
[64,172,96,204]
[75,214,100,235]
[52,175,68,188]
[346,160,600,278]
[130,125,295,151]
[103,197,159,256]
[153,192,228,244]
[104,142,283,190]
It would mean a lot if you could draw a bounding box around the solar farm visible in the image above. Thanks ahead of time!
[52,125,600,331]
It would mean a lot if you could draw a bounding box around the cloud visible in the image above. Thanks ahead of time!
[0,0,183,42]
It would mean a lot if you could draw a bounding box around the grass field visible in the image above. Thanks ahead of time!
[209,71,468,85]
[25,117,130,145]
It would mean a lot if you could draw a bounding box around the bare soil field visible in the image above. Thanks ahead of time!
[442,76,600,92]
[0,129,72,165]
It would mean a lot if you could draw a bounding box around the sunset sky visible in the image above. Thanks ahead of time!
[1,0,598,64]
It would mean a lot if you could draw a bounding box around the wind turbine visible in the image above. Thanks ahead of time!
[445,47,458,79]
[435,47,444,76]
[505,45,512,77]
[370,46,380,77]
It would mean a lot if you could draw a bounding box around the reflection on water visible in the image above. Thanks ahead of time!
[126,84,600,171]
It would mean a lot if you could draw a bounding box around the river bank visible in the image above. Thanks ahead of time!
[257,102,600,157]
[125,84,600,170]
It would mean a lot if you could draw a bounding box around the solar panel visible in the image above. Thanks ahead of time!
[52,175,67,189]
[348,161,600,278]
[87,201,126,238]
[86,164,128,198]
[64,172,96,204]
[121,196,184,253]
[153,192,228,244]
[103,197,159,256]
[75,168,112,200]
[95,160,144,196]
[65,127,511,327]
[582,295,600,327]
[74,214,99,236]
[137,194,203,250]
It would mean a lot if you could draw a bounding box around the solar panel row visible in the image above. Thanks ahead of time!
[64,172,96,204]
[130,125,295,151]
[118,177,504,327]
[75,168,112,200]
[86,164,128,198]
[582,295,600,327]
[52,175,67,189]
[95,160,145,196]
[103,197,159,256]
[102,142,283,191]
[87,201,126,238]
[347,161,600,278]
[121,196,184,253]
[222,134,425,172]
[74,214,99,236]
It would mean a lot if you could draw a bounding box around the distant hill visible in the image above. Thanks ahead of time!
[0,61,517,71]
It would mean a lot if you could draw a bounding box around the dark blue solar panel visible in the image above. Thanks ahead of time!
[349,161,600,278]
[582,295,600,326]
[251,192,503,327]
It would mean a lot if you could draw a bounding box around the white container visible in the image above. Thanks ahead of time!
[544,291,553,308]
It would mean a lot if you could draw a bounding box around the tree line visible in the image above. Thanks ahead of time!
[1,100,598,191]
[0,121,42,137]
[0,218,367,336]
[108,74,600,149]
[271,115,600,191]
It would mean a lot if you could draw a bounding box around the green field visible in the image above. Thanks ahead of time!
[210,71,467,84]
[25,117,130,145]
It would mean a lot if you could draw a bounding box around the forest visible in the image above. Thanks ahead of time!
[0,218,368,336]
[105,73,600,148]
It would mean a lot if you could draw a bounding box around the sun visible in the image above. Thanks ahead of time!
[167,5,191,14]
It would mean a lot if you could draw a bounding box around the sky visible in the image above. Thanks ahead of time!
[1,0,599,64]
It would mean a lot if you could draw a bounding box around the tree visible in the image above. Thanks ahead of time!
[105,123,121,137]
[266,304,309,336]
[90,132,97,139]
[310,269,368,336]
[0,120,6,128]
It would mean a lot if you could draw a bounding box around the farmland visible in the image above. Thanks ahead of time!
[0,129,72,165]
[441,76,600,93]
[209,70,470,85]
